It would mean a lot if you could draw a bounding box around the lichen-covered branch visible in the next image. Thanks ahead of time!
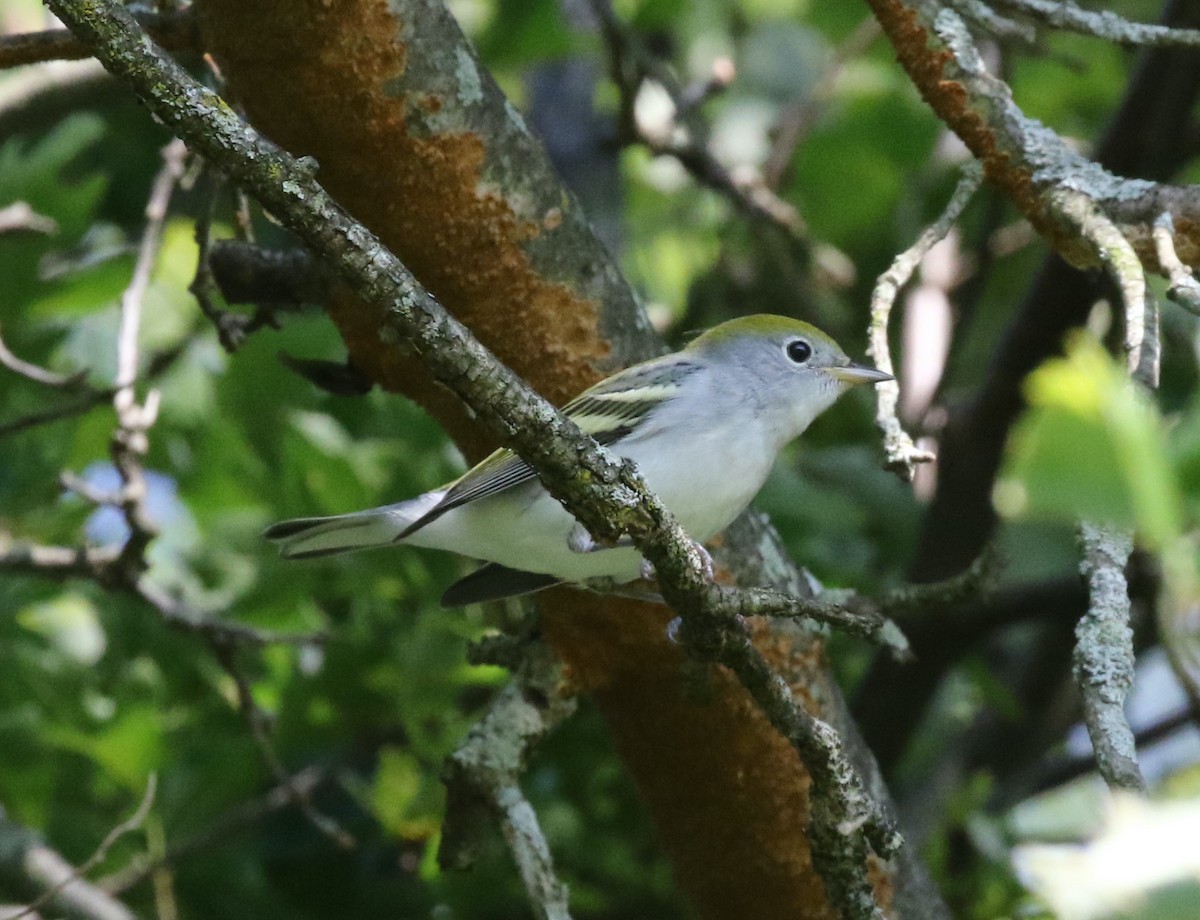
[1075,523,1145,793]
[440,641,577,920]
[671,607,902,919]
[992,0,1200,47]
[710,585,911,660]
[867,161,981,480]
[1152,213,1200,315]
[45,3,901,915]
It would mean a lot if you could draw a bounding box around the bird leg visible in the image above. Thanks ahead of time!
[568,523,714,586]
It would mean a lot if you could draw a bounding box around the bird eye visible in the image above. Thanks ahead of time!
[785,339,812,364]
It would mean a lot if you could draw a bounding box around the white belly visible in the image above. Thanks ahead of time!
[407,422,775,583]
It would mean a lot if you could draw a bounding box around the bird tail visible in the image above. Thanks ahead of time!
[263,492,444,559]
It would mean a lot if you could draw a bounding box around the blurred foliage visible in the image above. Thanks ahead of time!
[2,1,1200,919]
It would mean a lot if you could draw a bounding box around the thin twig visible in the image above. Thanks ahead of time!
[0,340,186,442]
[211,642,355,849]
[710,585,911,660]
[763,17,882,188]
[0,534,120,579]
[0,202,58,236]
[190,165,252,351]
[0,9,199,70]
[1053,187,1160,387]
[109,139,187,571]
[588,0,807,238]
[0,535,326,645]
[0,326,88,388]
[101,765,334,895]
[868,161,982,480]
[1034,700,1200,793]
[5,776,156,920]
[1152,212,1200,316]
[949,0,1038,44]
[133,578,328,647]
[59,472,120,506]
[0,391,115,440]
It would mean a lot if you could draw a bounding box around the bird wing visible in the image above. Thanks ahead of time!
[394,354,701,541]
[440,563,563,606]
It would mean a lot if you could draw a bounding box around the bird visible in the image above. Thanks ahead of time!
[264,315,892,606]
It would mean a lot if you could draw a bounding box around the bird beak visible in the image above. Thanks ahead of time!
[827,362,893,385]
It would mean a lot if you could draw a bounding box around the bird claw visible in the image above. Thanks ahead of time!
[567,523,597,554]
[666,616,682,644]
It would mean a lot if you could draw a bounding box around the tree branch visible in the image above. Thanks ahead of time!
[1074,523,1145,793]
[864,0,1200,273]
[991,0,1200,47]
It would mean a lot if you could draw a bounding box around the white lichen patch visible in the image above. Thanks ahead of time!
[454,47,483,107]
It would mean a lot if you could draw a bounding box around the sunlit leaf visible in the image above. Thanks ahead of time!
[996,334,1182,548]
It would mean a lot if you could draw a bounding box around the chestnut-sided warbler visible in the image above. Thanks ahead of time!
[265,315,891,605]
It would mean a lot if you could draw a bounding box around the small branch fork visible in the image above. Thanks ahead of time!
[3,777,157,920]
[864,0,1200,278]
[868,161,983,481]
[3,140,342,860]
[441,640,577,920]
[44,3,909,916]
[0,321,118,440]
[587,0,807,239]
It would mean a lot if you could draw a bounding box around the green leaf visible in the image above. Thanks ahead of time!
[370,745,444,839]
[996,334,1182,547]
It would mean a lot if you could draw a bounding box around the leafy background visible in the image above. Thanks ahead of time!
[2,0,1199,918]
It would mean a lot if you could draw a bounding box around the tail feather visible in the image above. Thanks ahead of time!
[264,492,444,559]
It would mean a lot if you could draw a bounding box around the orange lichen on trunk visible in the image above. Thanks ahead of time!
[542,592,841,920]
[866,0,1038,213]
[196,0,607,455]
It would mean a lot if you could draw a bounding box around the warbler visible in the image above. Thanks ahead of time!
[265,315,891,606]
